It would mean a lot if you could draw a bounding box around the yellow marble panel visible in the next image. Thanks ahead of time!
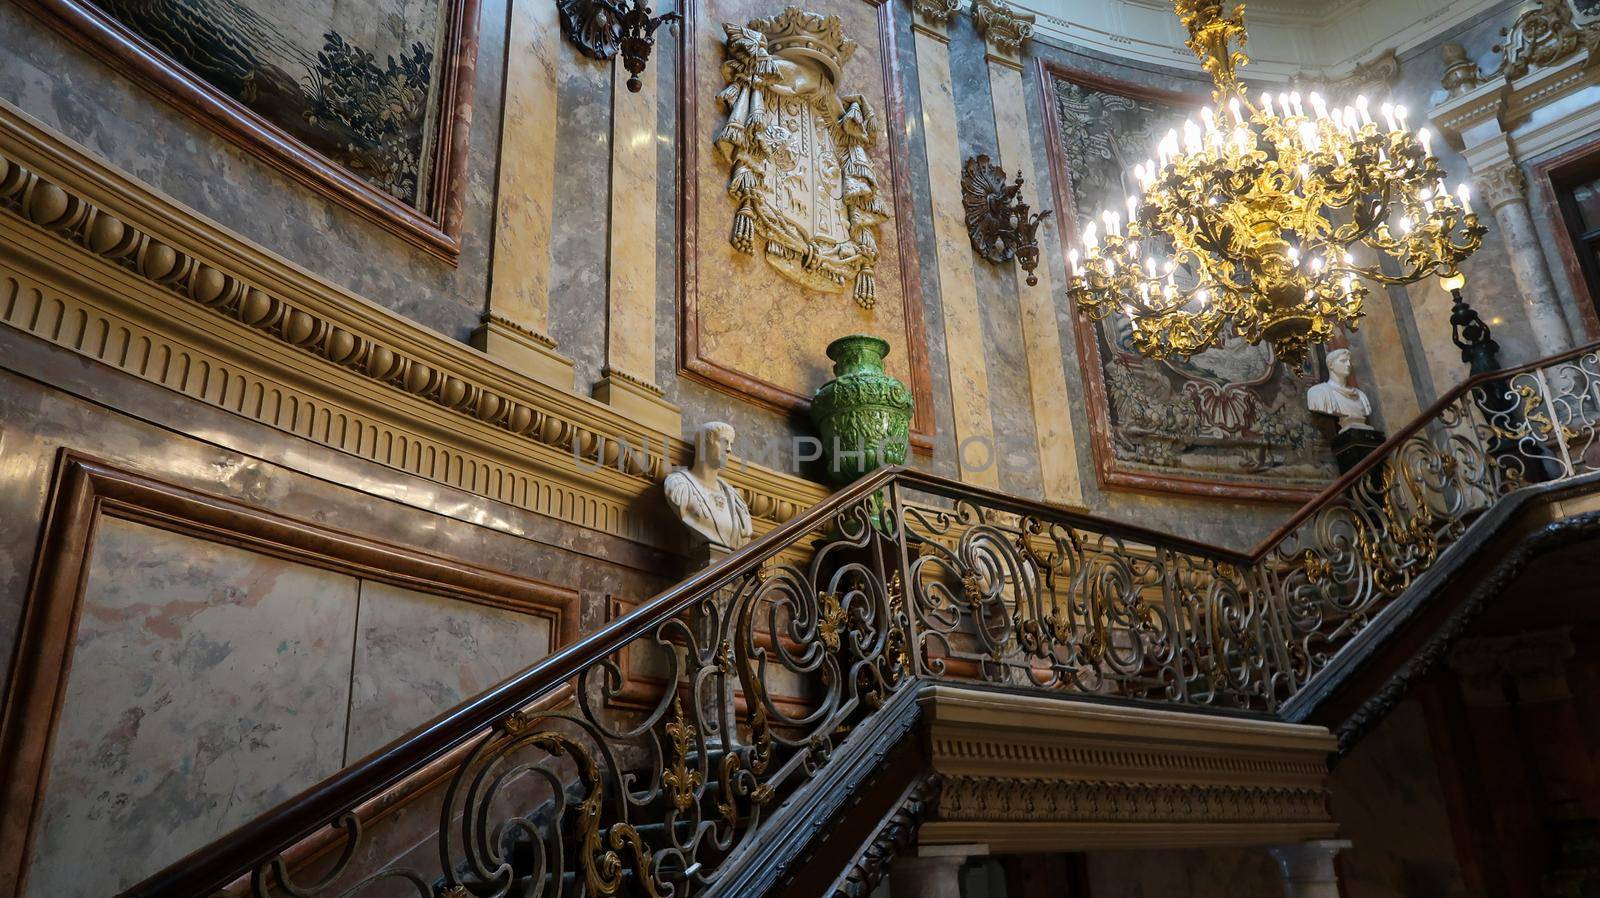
[988,61,1083,506]
[688,0,918,405]
[915,30,999,486]
[490,0,561,337]
[1359,285,1424,427]
[609,64,659,384]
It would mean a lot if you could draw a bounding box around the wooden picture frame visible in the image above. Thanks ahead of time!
[677,0,935,452]
[12,0,480,262]
[0,452,578,897]
[1037,59,1329,503]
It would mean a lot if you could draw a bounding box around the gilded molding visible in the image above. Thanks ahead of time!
[937,777,1330,824]
[1289,49,1401,100]
[917,685,1338,847]
[970,0,1035,59]
[482,310,559,348]
[1476,160,1528,210]
[0,102,826,547]
[1492,0,1600,81]
[826,775,942,898]
[912,0,963,27]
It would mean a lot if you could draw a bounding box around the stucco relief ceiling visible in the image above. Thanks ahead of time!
[1004,0,1507,79]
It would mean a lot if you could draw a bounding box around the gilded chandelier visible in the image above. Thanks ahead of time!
[1065,0,1486,364]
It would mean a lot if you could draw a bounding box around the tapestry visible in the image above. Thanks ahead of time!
[1045,71,1340,498]
[89,0,449,208]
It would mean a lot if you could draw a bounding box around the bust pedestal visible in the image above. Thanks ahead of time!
[688,541,733,571]
[1314,412,1386,474]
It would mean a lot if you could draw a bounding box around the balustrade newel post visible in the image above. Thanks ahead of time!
[886,480,925,680]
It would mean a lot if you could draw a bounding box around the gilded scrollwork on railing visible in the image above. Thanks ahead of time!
[229,492,907,898]
[143,347,1600,898]
[891,347,1600,714]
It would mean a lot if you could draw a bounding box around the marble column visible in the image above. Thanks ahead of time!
[1266,840,1350,898]
[596,61,681,434]
[912,0,1001,487]
[1478,161,1573,357]
[889,850,970,898]
[977,5,1084,508]
[475,0,577,390]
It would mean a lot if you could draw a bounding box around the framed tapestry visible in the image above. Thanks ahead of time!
[678,0,934,449]
[15,0,479,260]
[1037,61,1339,501]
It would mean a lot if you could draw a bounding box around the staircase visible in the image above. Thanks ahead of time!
[119,341,1600,898]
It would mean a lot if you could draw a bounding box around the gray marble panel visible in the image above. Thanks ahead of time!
[646,17,809,458]
[1086,847,1281,896]
[893,1,959,479]
[946,24,1043,496]
[1330,699,1471,896]
[345,581,554,760]
[547,41,614,391]
[27,517,358,898]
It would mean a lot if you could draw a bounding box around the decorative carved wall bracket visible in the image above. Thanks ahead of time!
[1491,0,1600,81]
[970,0,1034,57]
[557,0,680,92]
[961,154,1051,286]
[1289,49,1401,101]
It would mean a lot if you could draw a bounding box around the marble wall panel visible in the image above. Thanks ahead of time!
[346,581,554,760]
[949,22,1045,497]
[547,41,614,391]
[892,5,960,479]
[653,17,809,458]
[0,0,507,342]
[1385,3,1537,380]
[1330,698,1471,897]
[26,517,359,898]
[0,336,671,699]
[1084,846,1282,897]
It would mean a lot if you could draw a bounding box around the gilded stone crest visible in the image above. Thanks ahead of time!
[715,7,889,308]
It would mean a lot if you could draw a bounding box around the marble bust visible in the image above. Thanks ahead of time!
[1307,348,1374,432]
[664,422,753,552]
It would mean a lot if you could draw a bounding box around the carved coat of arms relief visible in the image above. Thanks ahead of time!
[715,7,889,308]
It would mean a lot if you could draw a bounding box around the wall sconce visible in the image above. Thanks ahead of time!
[558,0,681,92]
[962,154,1051,285]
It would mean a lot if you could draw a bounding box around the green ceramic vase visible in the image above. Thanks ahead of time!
[810,334,913,485]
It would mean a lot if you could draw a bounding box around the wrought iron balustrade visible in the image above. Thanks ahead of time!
[124,342,1600,898]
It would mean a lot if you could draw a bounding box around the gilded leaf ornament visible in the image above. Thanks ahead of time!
[715,7,890,308]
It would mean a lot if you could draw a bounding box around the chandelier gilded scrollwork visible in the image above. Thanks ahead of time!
[1065,0,1487,364]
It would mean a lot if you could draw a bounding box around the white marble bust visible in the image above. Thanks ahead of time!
[664,422,753,552]
[1307,348,1374,432]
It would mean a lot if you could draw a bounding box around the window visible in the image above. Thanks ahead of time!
[1554,164,1600,319]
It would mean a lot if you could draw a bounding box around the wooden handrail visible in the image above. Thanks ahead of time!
[125,338,1600,898]
[124,466,904,898]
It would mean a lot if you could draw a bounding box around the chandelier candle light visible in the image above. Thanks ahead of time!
[1065,0,1486,364]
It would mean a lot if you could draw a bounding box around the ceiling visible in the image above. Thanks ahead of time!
[1010,0,1509,80]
